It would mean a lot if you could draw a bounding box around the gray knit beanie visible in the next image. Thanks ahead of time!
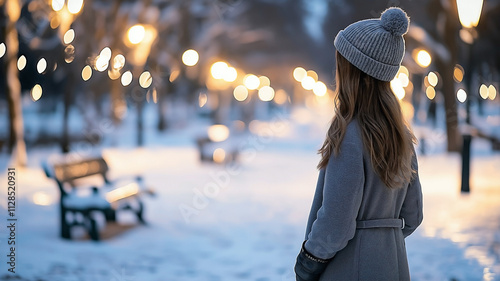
[334,7,410,82]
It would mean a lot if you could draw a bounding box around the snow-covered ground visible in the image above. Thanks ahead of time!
[1,104,500,281]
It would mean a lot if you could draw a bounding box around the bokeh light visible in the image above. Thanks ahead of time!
[37,58,47,74]
[274,89,288,105]
[258,86,275,101]
[95,56,109,72]
[17,55,27,71]
[139,71,152,88]
[454,65,464,83]
[127,25,145,45]
[0,43,5,58]
[390,78,405,100]
[213,148,226,163]
[233,85,248,102]
[313,81,327,97]
[208,125,230,142]
[31,84,42,101]
[426,86,436,100]
[244,74,260,90]
[479,84,488,99]
[301,76,315,90]
[113,54,126,70]
[63,29,75,45]
[82,65,92,81]
[211,61,229,80]
[293,67,307,82]
[68,0,84,14]
[306,70,318,81]
[489,85,497,100]
[259,76,270,88]
[457,89,467,103]
[223,67,237,82]
[428,72,438,87]
[415,49,431,68]
[52,0,64,11]
[182,49,199,66]
[121,71,133,86]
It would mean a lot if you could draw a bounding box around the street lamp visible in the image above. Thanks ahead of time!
[456,0,483,192]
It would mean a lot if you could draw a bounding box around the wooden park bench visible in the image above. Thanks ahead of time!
[43,156,155,241]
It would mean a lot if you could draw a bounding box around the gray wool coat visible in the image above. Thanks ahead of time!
[304,119,423,281]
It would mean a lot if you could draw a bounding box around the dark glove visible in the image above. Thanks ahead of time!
[294,241,331,281]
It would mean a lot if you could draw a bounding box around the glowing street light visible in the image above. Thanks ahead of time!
[301,76,315,90]
[182,49,199,66]
[313,81,327,97]
[258,86,275,102]
[208,125,230,142]
[127,24,145,45]
[456,0,484,28]
[293,67,306,82]
[244,74,260,90]
[211,61,229,80]
[456,0,484,193]
[223,67,237,82]
[414,49,431,68]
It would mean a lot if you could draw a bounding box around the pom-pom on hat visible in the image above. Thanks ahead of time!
[334,7,410,82]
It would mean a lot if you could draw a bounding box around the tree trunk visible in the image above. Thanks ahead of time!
[3,0,27,165]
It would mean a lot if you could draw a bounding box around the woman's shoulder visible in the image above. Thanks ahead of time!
[344,118,363,145]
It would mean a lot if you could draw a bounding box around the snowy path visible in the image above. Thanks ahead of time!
[0,140,499,280]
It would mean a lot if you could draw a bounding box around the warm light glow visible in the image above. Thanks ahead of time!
[274,89,288,105]
[211,61,229,80]
[113,54,125,70]
[313,81,327,97]
[208,125,230,142]
[428,72,438,87]
[67,0,84,14]
[106,183,140,203]
[489,85,497,100]
[37,58,47,73]
[199,92,208,107]
[456,0,484,28]
[95,56,109,72]
[63,29,75,45]
[100,47,112,60]
[293,67,307,82]
[398,73,409,87]
[51,0,64,11]
[259,76,270,88]
[108,69,121,80]
[33,192,52,205]
[127,25,146,45]
[457,89,467,103]
[258,86,275,102]
[182,49,199,66]
[121,71,133,86]
[31,84,42,101]
[454,65,464,83]
[307,70,318,81]
[223,67,237,82]
[415,49,432,68]
[0,43,5,58]
[390,78,405,100]
[399,66,409,77]
[82,65,92,81]
[17,55,27,71]
[233,85,248,102]
[213,148,226,163]
[139,71,152,88]
[426,86,436,100]
[169,70,180,82]
[479,84,488,99]
[244,74,260,90]
[301,76,315,90]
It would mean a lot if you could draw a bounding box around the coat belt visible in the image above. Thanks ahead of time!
[356,218,405,229]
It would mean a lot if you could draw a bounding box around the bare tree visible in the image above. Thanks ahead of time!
[2,0,27,165]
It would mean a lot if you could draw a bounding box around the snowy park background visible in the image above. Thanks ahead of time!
[1,0,500,280]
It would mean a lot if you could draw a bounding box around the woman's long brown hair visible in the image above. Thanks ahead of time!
[318,51,416,188]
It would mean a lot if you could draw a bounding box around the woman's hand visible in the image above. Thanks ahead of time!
[294,241,331,281]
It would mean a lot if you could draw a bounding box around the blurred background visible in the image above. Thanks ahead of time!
[0,0,499,280]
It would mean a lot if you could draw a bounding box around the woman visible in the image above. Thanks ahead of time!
[294,7,423,281]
